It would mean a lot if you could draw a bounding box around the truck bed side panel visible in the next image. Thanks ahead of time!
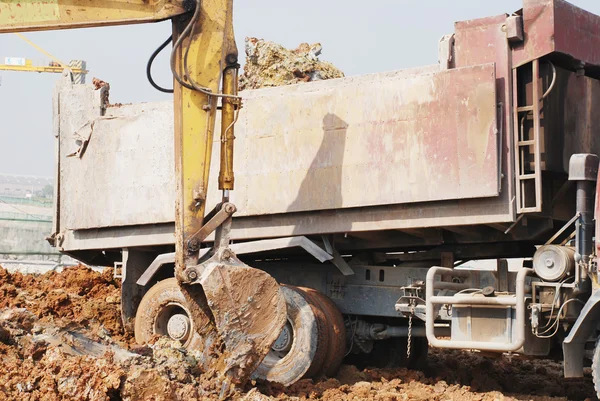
[57,64,499,232]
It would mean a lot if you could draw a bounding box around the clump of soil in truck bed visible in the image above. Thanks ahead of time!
[0,265,596,400]
[239,37,344,91]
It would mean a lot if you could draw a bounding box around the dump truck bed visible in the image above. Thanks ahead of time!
[52,0,600,261]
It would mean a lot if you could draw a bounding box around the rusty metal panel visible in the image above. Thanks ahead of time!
[513,0,600,69]
[454,13,515,210]
[512,63,600,177]
[214,64,499,216]
[56,65,501,236]
[539,67,600,173]
[57,85,175,231]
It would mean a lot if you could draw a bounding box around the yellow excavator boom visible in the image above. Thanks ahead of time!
[0,1,187,32]
[0,0,286,392]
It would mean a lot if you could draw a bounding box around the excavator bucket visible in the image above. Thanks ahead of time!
[200,258,287,379]
[178,224,287,392]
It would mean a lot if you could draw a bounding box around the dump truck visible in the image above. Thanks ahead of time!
[20,0,600,395]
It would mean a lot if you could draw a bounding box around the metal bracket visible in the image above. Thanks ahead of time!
[321,235,355,276]
[545,212,580,245]
[136,235,344,287]
[186,202,236,254]
[395,282,427,321]
[113,261,123,280]
[505,15,524,43]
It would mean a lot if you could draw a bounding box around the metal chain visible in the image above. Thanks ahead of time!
[407,302,415,359]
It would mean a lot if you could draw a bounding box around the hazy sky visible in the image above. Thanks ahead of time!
[1,0,599,177]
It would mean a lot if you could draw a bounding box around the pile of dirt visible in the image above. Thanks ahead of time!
[0,265,597,401]
[0,312,236,400]
[256,351,596,401]
[0,265,128,346]
[0,264,242,400]
[239,38,344,91]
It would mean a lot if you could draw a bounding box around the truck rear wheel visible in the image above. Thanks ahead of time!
[299,287,346,377]
[252,285,328,386]
[134,278,205,350]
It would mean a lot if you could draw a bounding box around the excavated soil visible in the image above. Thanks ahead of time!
[239,38,344,91]
[0,265,129,346]
[0,265,597,401]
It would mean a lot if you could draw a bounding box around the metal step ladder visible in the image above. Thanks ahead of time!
[514,59,547,213]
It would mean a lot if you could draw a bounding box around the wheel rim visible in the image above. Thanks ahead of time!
[268,320,294,360]
[154,302,194,345]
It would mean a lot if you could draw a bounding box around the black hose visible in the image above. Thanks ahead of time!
[147,35,174,94]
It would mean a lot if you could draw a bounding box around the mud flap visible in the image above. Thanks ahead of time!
[563,289,600,378]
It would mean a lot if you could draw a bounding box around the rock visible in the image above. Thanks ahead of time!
[433,380,447,394]
[351,381,373,398]
[239,37,344,91]
[0,308,37,342]
[0,325,9,343]
[105,295,119,304]
[242,388,271,401]
[122,367,175,401]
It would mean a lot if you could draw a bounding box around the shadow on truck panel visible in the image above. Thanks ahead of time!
[288,113,349,235]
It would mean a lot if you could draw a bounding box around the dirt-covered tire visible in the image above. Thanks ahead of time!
[252,285,326,386]
[296,288,330,379]
[134,278,207,351]
[300,287,346,377]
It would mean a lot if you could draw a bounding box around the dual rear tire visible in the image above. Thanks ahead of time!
[134,279,346,386]
[251,285,347,385]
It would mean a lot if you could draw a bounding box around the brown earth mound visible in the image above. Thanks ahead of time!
[0,265,128,345]
[0,265,596,401]
[239,38,344,91]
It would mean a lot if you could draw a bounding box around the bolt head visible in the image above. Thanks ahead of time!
[188,238,201,253]
[226,53,238,65]
[224,203,236,214]
[186,269,198,281]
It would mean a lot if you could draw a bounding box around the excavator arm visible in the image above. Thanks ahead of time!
[0,0,286,390]
[0,1,188,31]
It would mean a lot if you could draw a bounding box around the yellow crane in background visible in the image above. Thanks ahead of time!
[0,33,87,83]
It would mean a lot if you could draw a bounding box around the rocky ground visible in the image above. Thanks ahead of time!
[0,265,597,401]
